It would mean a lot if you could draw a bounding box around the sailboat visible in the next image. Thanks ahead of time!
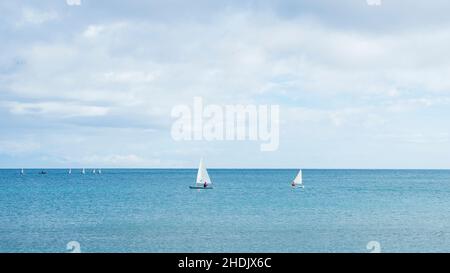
[82,168,85,174]
[189,159,213,189]
[291,170,304,188]
[93,169,96,174]
[21,168,24,175]
[98,169,102,174]
[68,168,72,174]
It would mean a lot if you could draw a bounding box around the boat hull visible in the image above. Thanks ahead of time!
[189,186,213,189]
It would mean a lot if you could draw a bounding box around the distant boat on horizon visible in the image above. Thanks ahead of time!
[93,169,96,174]
[68,169,72,174]
[98,169,102,174]
[20,168,24,175]
[291,170,304,188]
[189,159,213,189]
[82,168,85,174]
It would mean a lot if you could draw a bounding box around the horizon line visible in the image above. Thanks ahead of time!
[2,167,450,171]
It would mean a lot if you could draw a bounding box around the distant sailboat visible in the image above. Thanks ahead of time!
[82,168,85,174]
[189,159,213,189]
[68,169,72,174]
[98,169,102,174]
[93,169,96,174]
[291,170,304,188]
[21,168,24,175]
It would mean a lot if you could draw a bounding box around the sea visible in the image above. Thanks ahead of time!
[0,169,449,253]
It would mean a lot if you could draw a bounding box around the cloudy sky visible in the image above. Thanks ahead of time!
[1,0,450,168]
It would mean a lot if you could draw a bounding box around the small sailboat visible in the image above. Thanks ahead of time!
[93,169,96,174]
[189,159,213,189]
[82,168,85,174]
[98,169,102,174]
[68,168,72,174]
[21,168,24,175]
[291,170,304,188]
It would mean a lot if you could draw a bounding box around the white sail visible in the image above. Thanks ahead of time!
[293,170,303,186]
[196,159,212,185]
[69,169,72,174]
[21,168,24,175]
[93,169,96,174]
[98,169,102,174]
[82,168,85,174]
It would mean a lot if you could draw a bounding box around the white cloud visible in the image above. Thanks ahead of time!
[18,8,58,25]
[66,0,81,6]
[385,97,450,113]
[2,101,109,118]
[83,25,104,38]
[3,7,450,167]
[80,154,159,167]
[10,15,450,109]
[374,133,450,144]
[0,139,41,156]
[366,0,382,6]
[100,71,158,84]
[286,106,386,129]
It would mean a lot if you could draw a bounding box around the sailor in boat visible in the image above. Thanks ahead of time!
[190,159,213,189]
[291,170,303,188]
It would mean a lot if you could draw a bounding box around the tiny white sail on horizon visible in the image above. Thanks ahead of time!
[21,168,24,175]
[69,168,72,174]
[82,168,85,174]
[98,169,102,174]
[93,169,96,174]
[292,170,304,187]
[195,159,212,186]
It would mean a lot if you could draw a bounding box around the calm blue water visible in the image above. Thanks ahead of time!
[0,169,449,253]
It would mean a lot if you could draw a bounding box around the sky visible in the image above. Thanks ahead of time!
[1,0,450,169]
